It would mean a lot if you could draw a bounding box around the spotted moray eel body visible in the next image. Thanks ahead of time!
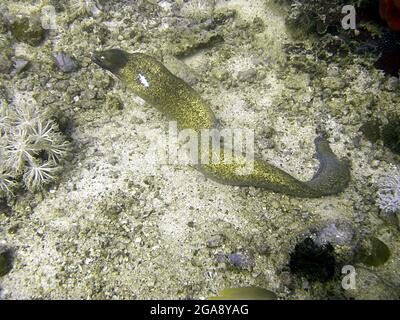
[93,49,350,198]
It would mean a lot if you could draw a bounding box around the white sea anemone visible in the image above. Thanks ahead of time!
[23,160,58,192]
[6,128,36,173]
[69,0,102,17]
[0,169,14,196]
[0,99,10,137]
[0,92,70,195]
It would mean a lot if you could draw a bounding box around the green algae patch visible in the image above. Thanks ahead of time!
[208,287,277,300]
[358,237,391,267]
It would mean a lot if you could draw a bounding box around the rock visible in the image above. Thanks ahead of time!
[237,69,257,82]
[163,55,199,85]
[206,234,225,248]
[255,242,270,255]
[352,136,361,148]
[54,53,78,73]
[259,139,275,151]
[315,220,355,246]
[212,9,236,26]
[10,60,29,77]
[252,17,265,33]
[171,32,224,57]
[228,252,255,271]
[211,68,230,82]
[279,271,296,291]
[214,251,226,263]
[262,127,276,139]
[348,268,398,299]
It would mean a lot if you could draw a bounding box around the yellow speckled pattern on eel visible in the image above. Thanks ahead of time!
[92,49,350,198]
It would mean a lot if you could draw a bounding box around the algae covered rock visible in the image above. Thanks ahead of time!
[0,53,12,74]
[10,15,46,46]
[285,0,347,36]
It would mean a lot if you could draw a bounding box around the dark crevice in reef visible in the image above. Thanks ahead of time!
[361,116,400,156]
[289,237,336,283]
[0,199,12,216]
[0,248,13,277]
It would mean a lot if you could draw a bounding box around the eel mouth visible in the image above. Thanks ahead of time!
[91,49,130,74]
[91,51,110,71]
[91,52,103,66]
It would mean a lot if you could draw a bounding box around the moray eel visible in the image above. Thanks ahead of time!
[92,49,350,198]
